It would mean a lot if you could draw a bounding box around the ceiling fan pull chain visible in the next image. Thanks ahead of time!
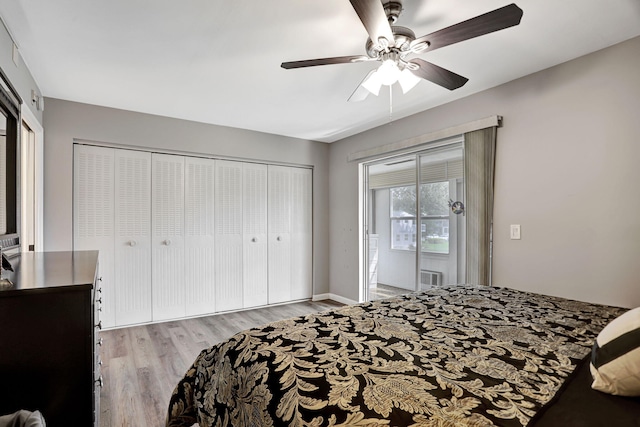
[389,84,393,123]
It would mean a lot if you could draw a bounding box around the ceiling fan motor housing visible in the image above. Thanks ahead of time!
[365,25,415,58]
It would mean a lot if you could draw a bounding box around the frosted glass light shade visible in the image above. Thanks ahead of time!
[377,60,401,85]
[398,68,421,93]
[361,70,383,96]
[361,61,421,96]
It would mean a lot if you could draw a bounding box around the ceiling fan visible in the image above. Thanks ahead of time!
[281,1,523,101]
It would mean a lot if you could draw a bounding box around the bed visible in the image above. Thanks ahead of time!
[166,285,640,426]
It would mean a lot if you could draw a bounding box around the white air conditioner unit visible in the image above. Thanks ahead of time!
[420,270,442,289]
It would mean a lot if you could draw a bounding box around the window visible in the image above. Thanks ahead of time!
[390,182,450,254]
[0,77,20,250]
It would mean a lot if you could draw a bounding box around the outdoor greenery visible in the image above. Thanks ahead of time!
[390,182,449,217]
[423,237,449,253]
[391,182,451,254]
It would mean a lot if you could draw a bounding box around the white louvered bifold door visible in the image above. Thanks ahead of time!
[242,163,268,308]
[290,167,313,300]
[74,145,116,327]
[114,149,152,326]
[268,165,292,304]
[184,156,216,317]
[152,153,186,321]
[214,160,244,311]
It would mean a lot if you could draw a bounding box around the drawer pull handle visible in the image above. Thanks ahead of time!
[163,239,172,246]
[96,376,103,388]
[96,321,102,330]
[98,338,104,346]
[129,240,137,247]
[251,237,257,243]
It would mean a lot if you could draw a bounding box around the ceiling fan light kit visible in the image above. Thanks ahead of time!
[398,68,421,93]
[361,56,422,96]
[377,60,399,85]
[281,1,523,101]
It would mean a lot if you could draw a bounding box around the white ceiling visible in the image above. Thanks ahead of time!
[1,0,639,143]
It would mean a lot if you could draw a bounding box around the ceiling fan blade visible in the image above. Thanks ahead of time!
[348,85,371,102]
[281,55,370,69]
[349,0,395,47]
[409,58,469,90]
[411,3,523,53]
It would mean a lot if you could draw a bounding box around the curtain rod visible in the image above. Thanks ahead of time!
[347,115,501,162]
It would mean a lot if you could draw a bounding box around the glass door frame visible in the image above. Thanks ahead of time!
[359,136,464,302]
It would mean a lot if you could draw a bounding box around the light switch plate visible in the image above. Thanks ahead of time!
[510,224,521,240]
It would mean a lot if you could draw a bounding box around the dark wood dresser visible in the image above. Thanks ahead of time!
[0,251,101,427]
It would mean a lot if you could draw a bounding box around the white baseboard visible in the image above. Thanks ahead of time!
[312,293,330,301]
[313,293,358,306]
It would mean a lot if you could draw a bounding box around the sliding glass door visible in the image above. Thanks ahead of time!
[364,142,464,300]
[416,145,465,290]
[366,156,418,300]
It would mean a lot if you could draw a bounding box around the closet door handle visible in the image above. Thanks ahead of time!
[276,236,282,242]
[251,237,257,243]
[163,239,172,246]
[128,240,137,247]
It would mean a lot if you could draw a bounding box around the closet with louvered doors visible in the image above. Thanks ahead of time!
[74,144,312,328]
[151,154,217,321]
[74,145,153,328]
[268,165,313,304]
[289,166,313,301]
[214,160,269,311]
[114,149,153,326]
[73,144,117,327]
[184,156,216,317]
[242,162,269,309]
[151,153,186,321]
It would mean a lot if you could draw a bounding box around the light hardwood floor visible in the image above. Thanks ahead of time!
[99,299,343,427]
[369,283,410,300]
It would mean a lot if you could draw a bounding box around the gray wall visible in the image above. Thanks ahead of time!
[0,19,42,124]
[329,36,640,308]
[42,99,330,295]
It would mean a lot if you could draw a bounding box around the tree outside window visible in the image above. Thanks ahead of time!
[390,182,450,253]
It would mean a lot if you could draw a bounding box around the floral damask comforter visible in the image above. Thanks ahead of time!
[166,285,624,427]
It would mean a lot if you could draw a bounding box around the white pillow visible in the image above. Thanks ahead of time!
[590,307,640,396]
[0,410,46,427]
